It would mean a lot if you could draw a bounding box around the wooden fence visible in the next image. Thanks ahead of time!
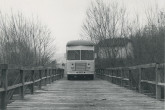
[0,64,64,110]
[96,63,165,100]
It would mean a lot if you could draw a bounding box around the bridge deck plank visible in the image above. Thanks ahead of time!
[7,78,164,110]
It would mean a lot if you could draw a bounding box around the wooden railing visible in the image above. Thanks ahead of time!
[96,63,165,100]
[0,64,64,110]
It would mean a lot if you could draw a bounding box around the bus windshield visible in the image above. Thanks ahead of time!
[67,50,94,60]
[81,50,94,60]
[67,50,80,60]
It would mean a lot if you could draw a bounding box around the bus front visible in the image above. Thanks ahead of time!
[66,40,95,80]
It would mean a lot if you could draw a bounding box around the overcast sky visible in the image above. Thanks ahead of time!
[0,0,165,62]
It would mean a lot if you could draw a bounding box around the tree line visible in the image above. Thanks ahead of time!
[0,12,56,67]
[81,0,165,68]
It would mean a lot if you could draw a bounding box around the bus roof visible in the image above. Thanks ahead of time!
[66,40,94,47]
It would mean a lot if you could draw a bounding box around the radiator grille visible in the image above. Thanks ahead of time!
[75,63,86,71]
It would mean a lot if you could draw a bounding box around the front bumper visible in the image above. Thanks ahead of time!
[67,71,94,75]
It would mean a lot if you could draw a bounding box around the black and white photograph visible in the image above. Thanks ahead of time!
[0,0,164,109]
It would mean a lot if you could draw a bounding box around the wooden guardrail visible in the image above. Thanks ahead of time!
[0,64,64,110]
[96,63,165,100]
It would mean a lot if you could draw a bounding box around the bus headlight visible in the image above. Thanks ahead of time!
[71,63,75,70]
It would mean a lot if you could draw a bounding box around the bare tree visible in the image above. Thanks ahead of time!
[0,11,56,66]
[81,0,131,67]
[129,5,165,65]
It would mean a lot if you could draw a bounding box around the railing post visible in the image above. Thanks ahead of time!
[57,69,59,80]
[60,69,63,79]
[20,69,25,99]
[59,69,61,79]
[98,69,100,78]
[138,67,142,93]
[45,69,47,85]
[128,69,132,89]
[52,69,55,82]
[56,69,58,80]
[30,69,34,94]
[105,69,108,80]
[48,69,51,84]
[111,69,113,83]
[0,64,8,110]
[49,69,52,83]
[54,69,56,81]
[102,69,105,79]
[50,68,53,83]
[155,64,161,100]
[39,69,42,89]
[62,69,64,78]
[121,68,123,87]
[100,69,102,79]
[103,69,106,80]
[60,69,62,79]
[108,69,111,82]
[113,69,115,84]
[115,69,117,84]
[58,69,60,79]
[106,69,109,81]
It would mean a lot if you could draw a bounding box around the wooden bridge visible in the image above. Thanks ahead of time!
[0,63,164,110]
